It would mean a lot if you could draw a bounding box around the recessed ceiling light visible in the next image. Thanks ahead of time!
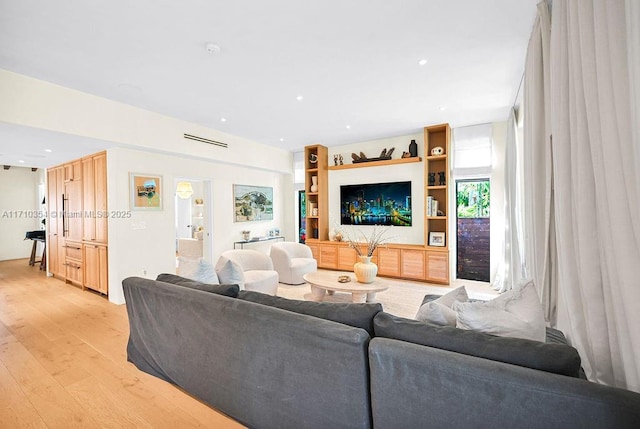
[439,106,446,111]
[419,59,428,66]
[44,149,52,153]
[220,117,227,122]
[296,95,304,101]
[280,138,285,142]
[346,125,351,129]
[18,160,25,163]
[205,43,220,54]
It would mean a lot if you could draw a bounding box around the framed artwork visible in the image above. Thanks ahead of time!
[234,184,273,222]
[429,231,445,247]
[130,173,163,210]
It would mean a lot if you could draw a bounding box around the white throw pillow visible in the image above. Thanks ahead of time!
[215,256,245,289]
[177,257,219,284]
[453,281,546,342]
[415,286,468,326]
[193,258,220,284]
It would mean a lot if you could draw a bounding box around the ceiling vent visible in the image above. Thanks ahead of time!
[184,133,228,148]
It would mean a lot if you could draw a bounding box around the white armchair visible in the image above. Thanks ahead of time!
[269,242,317,285]
[216,249,279,295]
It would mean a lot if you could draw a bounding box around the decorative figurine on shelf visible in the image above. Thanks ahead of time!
[428,172,436,186]
[438,171,446,185]
[431,146,444,156]
[409,139,418,157]
[401,151,411,158]
[309,153,318,164]
[339,154,344,165]
[334,154,339,166]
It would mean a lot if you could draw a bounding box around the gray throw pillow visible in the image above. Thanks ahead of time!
[238,290,382,336]
[156,273,239,298]
[373,312,582,378]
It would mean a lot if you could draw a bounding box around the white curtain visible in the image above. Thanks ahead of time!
[492,109,525,293]
[524,0,640,391]
[522,1,557,324]
[628,0,640,188]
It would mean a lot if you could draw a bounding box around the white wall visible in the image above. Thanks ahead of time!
[107,147,294,304]
[325,133,425,244]
[0,69,292,174]
[0,167,45,260]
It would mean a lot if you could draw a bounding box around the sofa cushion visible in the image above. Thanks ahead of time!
[373,312,582,377]
[415,285,468,326]
[215,256,245,289]
[176,257,220,284]
[238,290,382,336]
[452,281,546,342]
[156,273,239,297]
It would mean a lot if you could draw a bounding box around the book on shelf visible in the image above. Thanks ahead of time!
[427,197,439,217]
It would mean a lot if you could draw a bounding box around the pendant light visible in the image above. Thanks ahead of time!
[176,181,194,199]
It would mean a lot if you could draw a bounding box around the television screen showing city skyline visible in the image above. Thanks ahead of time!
[340,181,412,226]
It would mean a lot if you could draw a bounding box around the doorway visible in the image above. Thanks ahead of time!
[456,179,490,281]
[174,179,212,262]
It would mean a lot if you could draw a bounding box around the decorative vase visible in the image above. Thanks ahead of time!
[354,256,378,284]
[310,176,318,192]
[409,139,418,157]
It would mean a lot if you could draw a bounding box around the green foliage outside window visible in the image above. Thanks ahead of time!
[457,181,490,218]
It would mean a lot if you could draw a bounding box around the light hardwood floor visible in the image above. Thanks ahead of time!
[0,258,497,428]
[0,259,243,429]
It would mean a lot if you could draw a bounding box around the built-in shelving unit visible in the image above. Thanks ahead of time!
[424,123,451,283]
[303,125,451,285]
[304,145,328,242]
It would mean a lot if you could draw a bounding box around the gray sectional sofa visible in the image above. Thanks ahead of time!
[122,276,640,429]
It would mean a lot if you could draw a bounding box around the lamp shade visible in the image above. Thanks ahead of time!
[176,181,194,199]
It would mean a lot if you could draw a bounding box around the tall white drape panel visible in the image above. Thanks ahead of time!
[492,110,525,293]
[628,0,640,189]
[527,0,640,391]
[522,1,557,324]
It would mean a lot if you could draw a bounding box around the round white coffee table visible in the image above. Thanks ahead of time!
[303,270,389,303]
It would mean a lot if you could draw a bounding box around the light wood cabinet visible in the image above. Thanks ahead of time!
[64,160,82,182]
[64,240,83,286]
[84,243,108,294]
[47,233,61,277]
[82,152,108,243]
[378,247,401,276]
[47,151,109,296]
[64,180,83,242]
[47,167,65,277]
[337,246,357,271]
[401,249,426,280]
[306,243,319,260]
[426,251,449,283]
[318,245,337,268]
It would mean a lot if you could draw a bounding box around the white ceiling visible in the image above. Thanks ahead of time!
[0,0,538,168]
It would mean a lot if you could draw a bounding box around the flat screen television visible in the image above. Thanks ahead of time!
[340,181,412,226]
